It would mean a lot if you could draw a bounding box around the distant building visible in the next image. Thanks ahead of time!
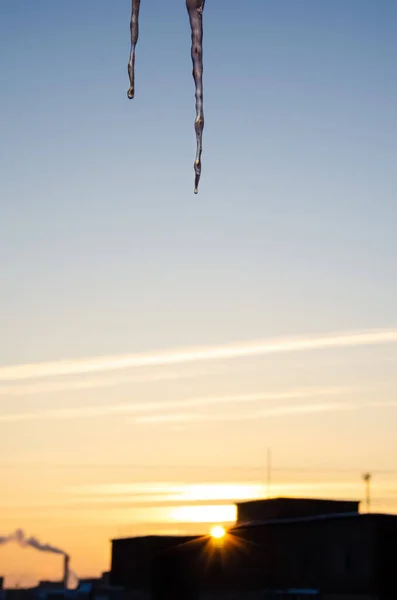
[3,573,123,600]
[37,583,64,591]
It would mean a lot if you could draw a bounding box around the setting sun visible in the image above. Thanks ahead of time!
[210,525,226,539]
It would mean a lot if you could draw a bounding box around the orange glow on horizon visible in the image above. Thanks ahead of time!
[170,504,237,524]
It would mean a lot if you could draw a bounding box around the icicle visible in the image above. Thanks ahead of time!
[128,0,141,99]
[186,0,205,194]
[127,0,206,194]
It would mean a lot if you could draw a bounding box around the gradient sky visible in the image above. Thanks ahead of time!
[1,0,397,587]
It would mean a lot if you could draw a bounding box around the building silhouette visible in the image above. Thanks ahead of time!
[111,497,397,600]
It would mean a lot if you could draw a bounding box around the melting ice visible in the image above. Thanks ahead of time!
[127,0,141,100]
[127,0,206,194]
[186,0,205,194]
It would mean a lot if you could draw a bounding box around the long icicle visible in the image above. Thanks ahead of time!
[128,0,141,99]
[186,0,205,194]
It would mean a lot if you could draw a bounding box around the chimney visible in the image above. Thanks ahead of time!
[63,554,70,589]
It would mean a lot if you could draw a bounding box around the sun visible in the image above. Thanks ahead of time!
[210,525,226,539]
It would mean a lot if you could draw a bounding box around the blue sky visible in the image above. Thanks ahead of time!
[1,0,396,363]
[1,0,397,584]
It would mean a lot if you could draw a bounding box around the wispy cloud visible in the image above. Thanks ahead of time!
[1,329,397,382]
[136,400,397,425]
[0,387,345,424]
[0,370,206,397]
[135,403,351,424]
[67,480,370,500]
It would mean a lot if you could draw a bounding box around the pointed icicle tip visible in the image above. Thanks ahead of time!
[187,0,205,195]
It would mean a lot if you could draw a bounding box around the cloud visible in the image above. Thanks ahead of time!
[135,403,348,424]
[0,387,346,424]
[0,370,206,397]
[64,480,374,505]
[136,400,397,425]
[1,329,397,382]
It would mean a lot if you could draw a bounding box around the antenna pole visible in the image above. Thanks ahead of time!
[362,472,371,513]
[266,448,272,498]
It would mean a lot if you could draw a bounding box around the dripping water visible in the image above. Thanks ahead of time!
[128,0,141,99]
[186,0,205,194]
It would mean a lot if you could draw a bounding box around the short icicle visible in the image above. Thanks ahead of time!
[128,0,141,99]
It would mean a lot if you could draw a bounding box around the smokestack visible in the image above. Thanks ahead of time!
[63,554,70,589]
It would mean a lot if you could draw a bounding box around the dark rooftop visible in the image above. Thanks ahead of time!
[111,534,198,543]
[236,497,360,524]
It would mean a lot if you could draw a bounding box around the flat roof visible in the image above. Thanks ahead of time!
[237,496,359,506]
[234,510,397,529]
[111,534,198,542]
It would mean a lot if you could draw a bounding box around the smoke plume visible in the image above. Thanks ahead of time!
[0,529,66,555]
[0,530,71,587]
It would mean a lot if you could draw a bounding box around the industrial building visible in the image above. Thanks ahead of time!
[1,573,122,600]
[110,535,199,594]
[110,497,397,600]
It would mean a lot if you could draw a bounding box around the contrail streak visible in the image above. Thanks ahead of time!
[0,370,207,397]
[136,400,397,425]
[0,388,346,424]
[1,329,396,382]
